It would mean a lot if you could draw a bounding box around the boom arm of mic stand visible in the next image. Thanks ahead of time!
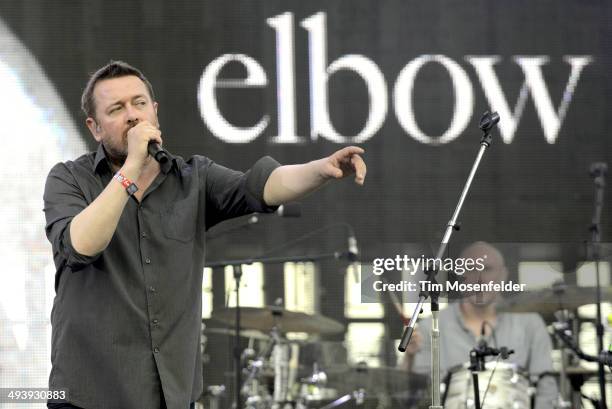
[553,325,607,365]
[398,111,499,409]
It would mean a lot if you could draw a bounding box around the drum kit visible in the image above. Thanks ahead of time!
[443,362,531,409]
[200,279,611,409]
[202,305,428,409]
[198,274,612,409]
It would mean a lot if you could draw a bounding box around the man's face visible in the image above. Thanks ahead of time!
[86,75,159,162]
[461,243,508,306]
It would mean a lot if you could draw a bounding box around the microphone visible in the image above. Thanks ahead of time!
[475,321,487,349]
[125,120,169,165]
[589,162,608,178]
[148,141,170,164]
[478,111,500,132]
[589,162,607,188]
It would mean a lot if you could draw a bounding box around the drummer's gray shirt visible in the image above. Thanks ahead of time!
[411,302,558,409]
[43,144,281,409]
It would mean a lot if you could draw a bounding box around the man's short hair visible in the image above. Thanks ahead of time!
[81,60,155,119]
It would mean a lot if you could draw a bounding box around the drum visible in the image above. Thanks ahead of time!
[443,361,531,409]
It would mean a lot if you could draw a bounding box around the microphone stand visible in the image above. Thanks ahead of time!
[398,111,500,409]
[587,162,608,409]
[552,320,612,368]
[468,341,514,409]
[206,245,357,409]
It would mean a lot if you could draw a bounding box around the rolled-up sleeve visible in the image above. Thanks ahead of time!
[43,163,100,281]
[246,156,282,206]
[204,156,281,228]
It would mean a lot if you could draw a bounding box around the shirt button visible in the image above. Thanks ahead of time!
[141,232,147,238]
[145,257,151,264]
[149,286,156,293]
[153,347,160,353]
[152,319,159,324]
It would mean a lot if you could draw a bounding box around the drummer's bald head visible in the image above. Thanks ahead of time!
[460,241,508,280]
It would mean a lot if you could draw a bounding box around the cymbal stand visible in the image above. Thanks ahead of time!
[553,310,574,409]
[242,326,281,399]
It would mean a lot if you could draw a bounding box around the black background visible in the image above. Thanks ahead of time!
[1,1,611,259]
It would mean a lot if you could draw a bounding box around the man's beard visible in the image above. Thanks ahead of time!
[102,140,128,167]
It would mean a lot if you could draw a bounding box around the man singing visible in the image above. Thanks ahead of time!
[43,61,367,409]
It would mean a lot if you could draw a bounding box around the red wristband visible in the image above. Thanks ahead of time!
[113,171,139,196]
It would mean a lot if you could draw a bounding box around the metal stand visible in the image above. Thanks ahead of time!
[553,310,577,409]
[398,111,500,409]
[242,325,283,409]
[468,340,514,409]
[471,371,481,409]
[552,307,612,409]
[233,265,243,409]
[588,162,608,409]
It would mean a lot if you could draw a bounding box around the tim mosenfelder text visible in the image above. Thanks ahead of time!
[372,280,526,293]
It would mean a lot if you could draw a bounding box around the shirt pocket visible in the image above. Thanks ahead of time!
[160,198,197,243]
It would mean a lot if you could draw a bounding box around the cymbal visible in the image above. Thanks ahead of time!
[496,285,612,316]
[541,366,598,379]
[565,366,598,376]
[326,364,410,377]
[210,306,344,335]
[202,326,269,340]
[324,364,428,395]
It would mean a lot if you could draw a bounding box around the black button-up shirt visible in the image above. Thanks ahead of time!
[43,144,280,409]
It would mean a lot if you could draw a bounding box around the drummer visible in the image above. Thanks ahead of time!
[401,241,558,409]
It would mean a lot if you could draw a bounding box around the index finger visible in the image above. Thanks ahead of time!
[351,154,367,184]
[338,146,365,157]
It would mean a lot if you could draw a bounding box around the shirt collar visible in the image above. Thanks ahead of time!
[93,143,178,175]
[93,143,109,174]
